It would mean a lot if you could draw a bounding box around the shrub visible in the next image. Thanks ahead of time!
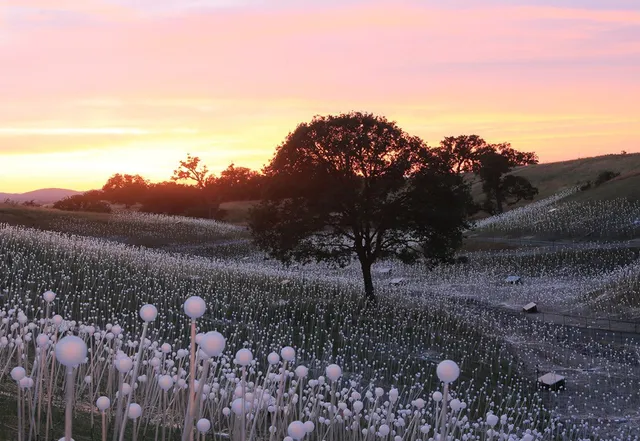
[579,181,592,191]
[53,194,112,213]
[594,170,620,187]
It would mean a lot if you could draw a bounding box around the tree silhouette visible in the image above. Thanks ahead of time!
[102,173,149,208]
[474,143,538,213]
[436,134,486,174]
[249,112,472,304]
[172,154,219,218]
[53,191,111,213]
[216,163,263,201]
[171,154,215,189]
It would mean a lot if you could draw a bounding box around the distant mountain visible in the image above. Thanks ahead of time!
[0,188,82,204]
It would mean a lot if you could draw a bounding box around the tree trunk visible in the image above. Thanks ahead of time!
[359,259,377,305]
[495,185,504,214]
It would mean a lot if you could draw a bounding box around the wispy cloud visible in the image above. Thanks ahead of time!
[0,127,198,135]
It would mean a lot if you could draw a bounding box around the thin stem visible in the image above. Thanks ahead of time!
[65,366,75,441]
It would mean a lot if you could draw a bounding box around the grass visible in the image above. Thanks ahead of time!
[0,387,181,441]
[506,152,640,201]
[0,204,250,252]
[219,199,259,225]
[0,203,111,230]
[2,202,640,438]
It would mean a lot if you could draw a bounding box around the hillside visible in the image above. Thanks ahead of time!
[0,188,81,204]
[469,152,640,206]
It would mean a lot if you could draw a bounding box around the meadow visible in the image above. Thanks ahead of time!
[0,189,639,440]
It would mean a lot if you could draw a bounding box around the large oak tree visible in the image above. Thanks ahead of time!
[249,112,472,303]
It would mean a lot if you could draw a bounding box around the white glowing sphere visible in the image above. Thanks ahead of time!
[378,424,390,436]
[19,376,33,389]
[432,391,443,402]
[303,421,315,433]
[139,304,158,322]
[52,315,63,326]
[183,296,206,319]
[196,418,211,433]
[116,357,133,373]
[235,349,253,366]
[158,375,174,391]
[55,336,87,367]
[436,360,460,383]
[325,364,342,382]
[486,413,498,427]
[287,421,306,440]
[36,334,49,349]
[111,325,122,336]
[43,290,56,303]
[353,401,364,413]
[96,396,111,411]
[295,365,309,378]
[121,383,132,396]
[128,403,142,419]
[450,398,462,412]
[199,331,226,357]
[267,352,280,365]
[231,398,249,415]
[161,343,172,353]
[281,346,295,362]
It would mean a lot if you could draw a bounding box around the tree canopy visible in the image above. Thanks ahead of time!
[101,173,149,208]
[249,112,472,303]
[473,143,539,213]
[435,135,539,213]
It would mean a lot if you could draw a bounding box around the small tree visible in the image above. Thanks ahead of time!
[53,191,111,213]
[172,154,219,218]
[594,170,620,187]
[249,112,472,303]
[474,143,538,213]
[171,154,215,189]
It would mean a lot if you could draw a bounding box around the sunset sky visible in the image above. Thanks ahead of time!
[1,0,639,193]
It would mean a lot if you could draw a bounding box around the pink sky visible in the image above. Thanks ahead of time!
[0,0,639,192]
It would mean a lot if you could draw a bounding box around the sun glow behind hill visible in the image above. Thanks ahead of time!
[0,0,639,192]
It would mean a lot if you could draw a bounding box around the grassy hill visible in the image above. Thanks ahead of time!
[469,152,640,206]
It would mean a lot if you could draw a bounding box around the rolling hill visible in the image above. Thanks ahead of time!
[0,188,81,204]
[469,152,640,205]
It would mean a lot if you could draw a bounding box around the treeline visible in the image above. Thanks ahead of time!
[52,132,540,219]
[53,158,264,218]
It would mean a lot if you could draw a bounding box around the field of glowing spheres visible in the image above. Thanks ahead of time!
[1,190,640,440]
